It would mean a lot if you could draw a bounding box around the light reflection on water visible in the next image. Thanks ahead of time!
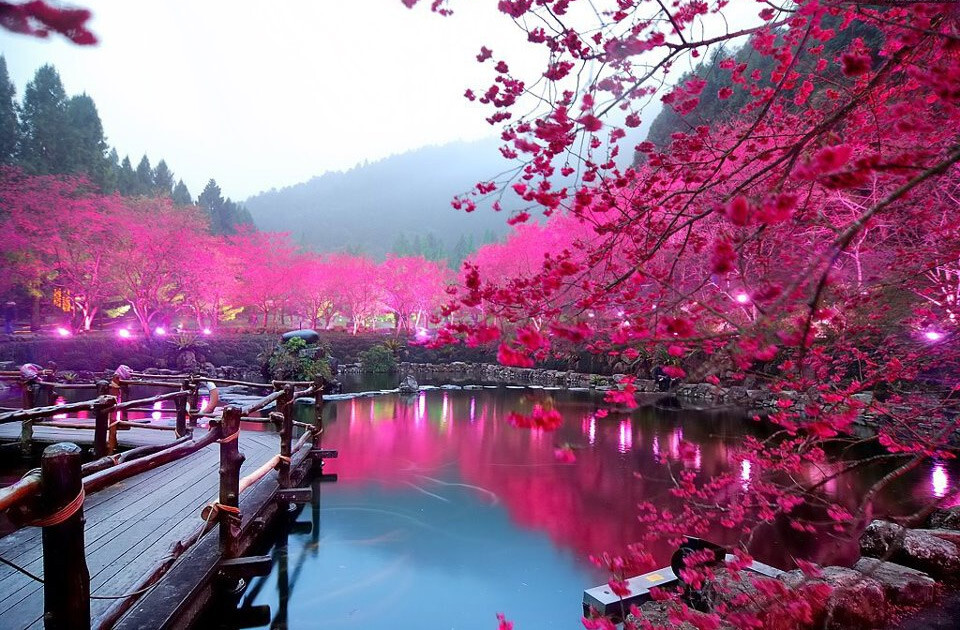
[226,389,957,630]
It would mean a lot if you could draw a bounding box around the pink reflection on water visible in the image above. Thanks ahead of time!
[652,435,660,459]
[469,397,476,423]
[618,420,633,453]
[588,415,596,446]
[932,463,949,498]
[152,401,163,421]
[669,427,683,459]
[416,393,426,426]
[53,395,67,419]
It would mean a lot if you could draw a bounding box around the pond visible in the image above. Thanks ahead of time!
[216,386,956,630]
[1,377,955,627]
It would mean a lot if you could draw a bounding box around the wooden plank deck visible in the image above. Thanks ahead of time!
[0,429,285,629]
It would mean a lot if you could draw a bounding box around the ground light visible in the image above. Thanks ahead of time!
[734,292,750,304]
[202,328,212,335]
[56,327,70,337]
[155,327,167,336]
[924,330,944,342]
[117,328,131,339]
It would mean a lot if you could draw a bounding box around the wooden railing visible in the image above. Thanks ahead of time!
[0,373,333,630]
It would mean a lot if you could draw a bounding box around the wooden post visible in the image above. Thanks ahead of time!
[219,406,244,559]
[188,379,199,425]
[119,382,130,422]
[174,392,188,439]
[312,376,325,450]
[40,442,90,630]
[20,380,36,457]
[279,385,293,491]
[93,381,110,458]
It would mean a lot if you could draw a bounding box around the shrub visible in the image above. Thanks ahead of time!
[262,337,332,381]
[359,344,397,373]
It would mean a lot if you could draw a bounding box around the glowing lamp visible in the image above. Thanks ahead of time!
[202,328,212,335]
[924,330,944,342]
[155,327,166,336]
[734,292,751,304]
[415,327,430,342]
[117,328,131,339]
[56,327,70,337]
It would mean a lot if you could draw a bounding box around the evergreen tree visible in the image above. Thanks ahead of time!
[101,148,120,193]
[65,93,108,187]
[0,56,18,164]
[447,233,474,268]
[422,232,444,261]
[134,155,154,195]
[153,159,174,197]
[409,234,424,258]
[198,178,227,233]
[18,64,70,174]
[117,155,136,195]
[171,179,192,205]
[392,233,412,256]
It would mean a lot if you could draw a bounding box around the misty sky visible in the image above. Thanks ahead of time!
[0,1,543,200]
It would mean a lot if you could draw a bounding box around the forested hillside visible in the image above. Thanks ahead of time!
[244,140,512,261]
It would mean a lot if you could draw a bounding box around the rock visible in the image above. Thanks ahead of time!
[929,506,960,530]
[625,601,698,630]
[175,350,198,371]
[281,329,320,344]
[853,558,938,606]
[860,520,960,580]
[398,374,418,394]
[781,566,887,629]
[916,528,960,547]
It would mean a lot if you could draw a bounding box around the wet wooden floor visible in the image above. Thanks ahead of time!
[0,428,283,629]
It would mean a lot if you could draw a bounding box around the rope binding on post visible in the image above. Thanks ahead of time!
[29,487,85,528]
[217,430,239,444]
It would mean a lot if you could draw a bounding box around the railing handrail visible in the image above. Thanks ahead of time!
[0,395,116,424]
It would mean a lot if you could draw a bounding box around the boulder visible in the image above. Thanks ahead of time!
[398,374,418,395]
[280,329,320,344]
[781,566,887,629]
[860,520,960,580]
[929,506,960,530]
[853,557,938,606]
[916,528,960,547]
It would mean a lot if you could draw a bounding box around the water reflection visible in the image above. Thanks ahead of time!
[226,389,958,630]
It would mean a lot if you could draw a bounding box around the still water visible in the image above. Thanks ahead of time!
[222,387,956,630]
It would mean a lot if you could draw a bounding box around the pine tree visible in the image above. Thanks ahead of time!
[198,178,226,233]
[117,156,136,195]
[422,232,444,261]
[171,179,192,205]
[153,159,174,197]
[18,64,70,174]
[392,233,412,256]
[134,155,154,195]
[65,93,108,187]
[101,148,120,193]
[0,56,18,164]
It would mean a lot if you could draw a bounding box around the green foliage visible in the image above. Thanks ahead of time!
[105,304,131,318]
[198,178,254,235]
[0,56,19,164]
[359,343,398,373]
[263,337,332,381]
[18,64,70,174]
[171,179,192,205]
[153,160,174,197]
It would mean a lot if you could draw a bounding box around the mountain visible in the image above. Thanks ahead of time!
[245,139,516,260]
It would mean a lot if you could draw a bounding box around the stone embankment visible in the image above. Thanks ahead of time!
[629,506,960,630]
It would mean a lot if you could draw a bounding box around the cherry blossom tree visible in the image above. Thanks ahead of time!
[404,1,960,626]
[378,255,449,331]
[226,229,299,329]
[107,197,207,336]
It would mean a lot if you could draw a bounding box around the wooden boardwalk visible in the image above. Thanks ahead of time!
[0,429,286,629]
